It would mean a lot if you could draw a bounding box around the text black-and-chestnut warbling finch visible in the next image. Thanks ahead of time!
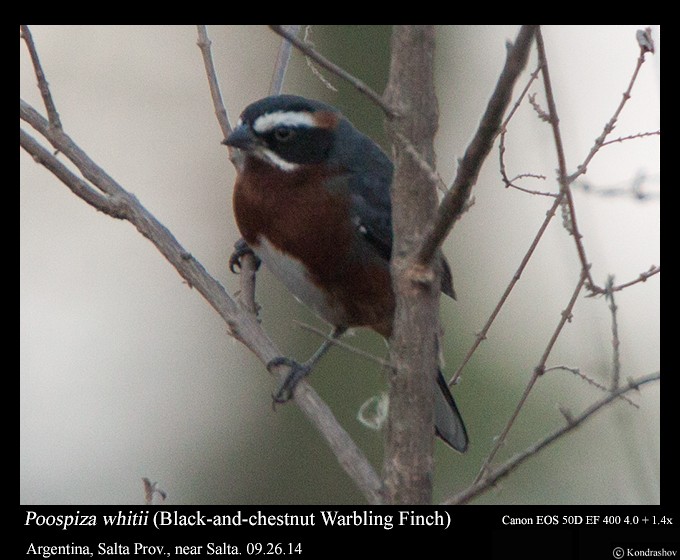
[224,94,468,452]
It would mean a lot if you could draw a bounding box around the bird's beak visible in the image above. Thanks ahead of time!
[223,125,256,151]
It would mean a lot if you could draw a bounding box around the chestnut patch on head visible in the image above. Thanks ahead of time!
[312,110,341,130]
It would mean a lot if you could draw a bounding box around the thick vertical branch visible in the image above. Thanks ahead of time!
[382,25,440,505]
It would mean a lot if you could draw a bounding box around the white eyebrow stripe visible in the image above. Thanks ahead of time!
[253,111,316,133]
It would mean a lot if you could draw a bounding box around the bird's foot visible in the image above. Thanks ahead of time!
[267,357,312,404]
[229,238,261,273]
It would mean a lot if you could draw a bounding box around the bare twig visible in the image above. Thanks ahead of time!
[545,365,638,408]
[535,28,595,292]
[601,130,660,147]
[302,26,338,92]
[605,276,622,390]
[445,371,660,505]
[589,265,660,295]
[567,33,656,185]
[573,172,660,201]
[196,26,232,140]
[20,25,62,129]
[417,25,537,266]
[499,65,554,195]
[499,132,552,195]
[474,270,588,484]
[269,25,397,117]
[296,322,391,369]
[449,192,565,385]
[393,131,449,194]
[502,64,542,129]
[270,25,301,95]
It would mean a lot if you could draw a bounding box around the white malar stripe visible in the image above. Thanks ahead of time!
[254,147,299,172]
[253,111,315,134]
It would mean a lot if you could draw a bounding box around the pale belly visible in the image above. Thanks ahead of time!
[253,236,346,327]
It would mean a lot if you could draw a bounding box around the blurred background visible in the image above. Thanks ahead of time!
[20,25,660,504]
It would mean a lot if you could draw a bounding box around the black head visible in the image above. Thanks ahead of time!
[224,95,343,172]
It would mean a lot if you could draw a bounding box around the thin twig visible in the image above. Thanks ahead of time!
[20,127,124,221]
[474,270,588,484]
[449,192,564,385]
[498,65,551,194]
[573,172,660,201]
[502,64,542,129]
[605,276,622,391]
[142,477,167,504]
[444,371,660,505]
[601,130,660,147]
[417,25,537,266]
[393,131,449,194]
[302,26,338,92]
[567,37,655,184]
[544,365,638,408]
[296,322,392,369]
[196,26,232,140]
[269,25,397,117]
[535,28,595,292]
[499,131,553,195]
[269,25,301,95]
[589,265,660,295]
[20,25,62,129]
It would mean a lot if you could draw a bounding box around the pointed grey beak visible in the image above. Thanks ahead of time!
[223,125,256,150]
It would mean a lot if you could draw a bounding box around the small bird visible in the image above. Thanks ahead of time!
[224,94,468,452]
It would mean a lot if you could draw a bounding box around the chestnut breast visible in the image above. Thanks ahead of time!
[233,157,395,335]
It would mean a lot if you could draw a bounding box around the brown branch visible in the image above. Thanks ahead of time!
[382,25,440,505]
[498,64,553,195]
[417,25,537,266]
[444,371,660,505]
[269,24,397,117]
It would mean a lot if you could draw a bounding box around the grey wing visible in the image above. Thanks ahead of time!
[337,127,455,297]
[345,136,394,263]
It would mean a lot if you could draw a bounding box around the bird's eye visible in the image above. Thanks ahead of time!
[273,127,294,142]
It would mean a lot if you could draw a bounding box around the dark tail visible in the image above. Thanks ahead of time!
[434,369,468,452]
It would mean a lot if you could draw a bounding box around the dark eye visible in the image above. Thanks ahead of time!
[273,127,294,142]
